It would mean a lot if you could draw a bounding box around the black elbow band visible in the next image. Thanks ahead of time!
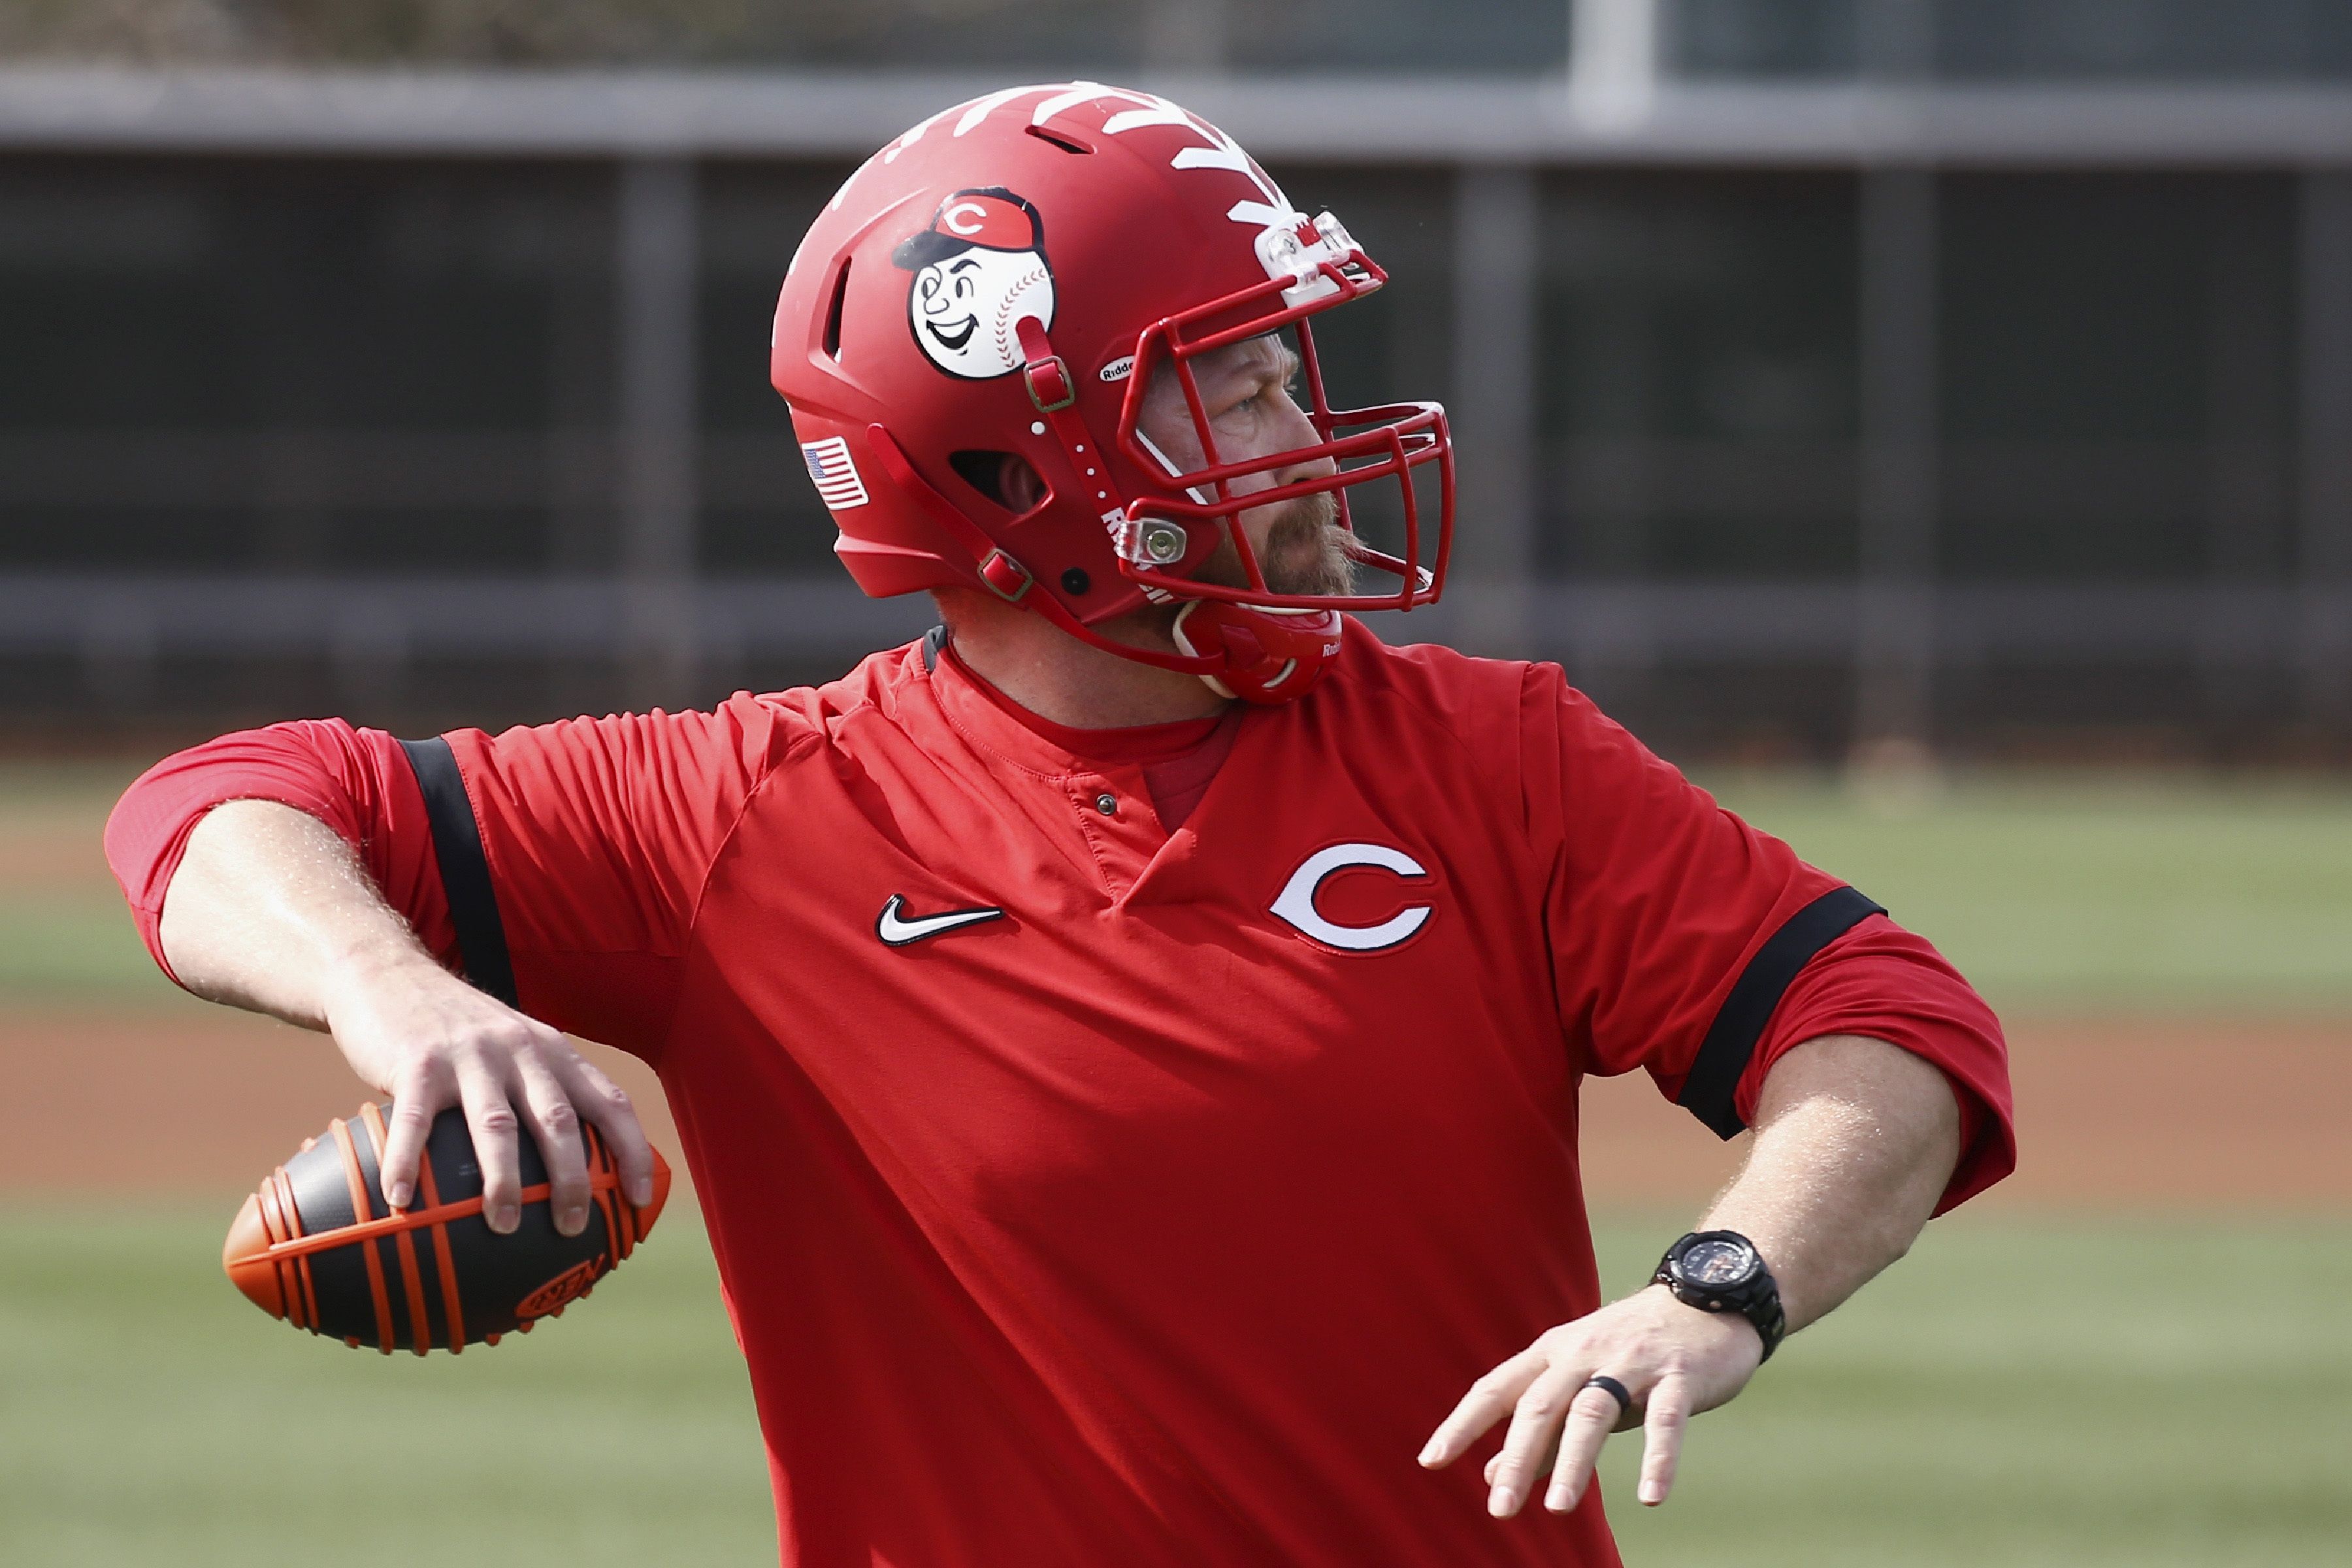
[1676,886,1885,1139]
[398,737,518,1009]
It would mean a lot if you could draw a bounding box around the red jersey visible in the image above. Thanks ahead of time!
[107,621,2013,1566]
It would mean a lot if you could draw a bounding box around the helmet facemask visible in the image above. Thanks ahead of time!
[1107,214,1454,617]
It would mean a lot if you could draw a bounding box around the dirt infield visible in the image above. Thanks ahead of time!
[1576,1013,2352,1211]
[3,1002,2344,1210]
[0,1003,686,1202]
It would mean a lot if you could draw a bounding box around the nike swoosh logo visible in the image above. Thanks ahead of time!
[875,894,1006,947]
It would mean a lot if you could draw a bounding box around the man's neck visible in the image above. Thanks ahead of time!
[932,588,1228,729]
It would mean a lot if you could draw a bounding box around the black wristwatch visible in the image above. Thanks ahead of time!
[1652,1230,1786,1363]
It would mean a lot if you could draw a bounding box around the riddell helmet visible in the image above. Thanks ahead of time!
[771,82,1454,704]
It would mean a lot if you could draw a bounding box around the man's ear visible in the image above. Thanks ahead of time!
[998,453,1048,514]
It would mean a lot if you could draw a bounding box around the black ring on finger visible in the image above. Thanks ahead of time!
[1581,1374,1632,1416]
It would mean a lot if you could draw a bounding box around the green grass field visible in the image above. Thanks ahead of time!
[3,761,2348,1563]
[1710,771,2352,1012]
[3,1207,2344,1567]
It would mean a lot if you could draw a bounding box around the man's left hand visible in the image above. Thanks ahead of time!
[1416,1284,1763,1518]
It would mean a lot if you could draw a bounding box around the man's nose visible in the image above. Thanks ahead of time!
[1267,398,1338,488]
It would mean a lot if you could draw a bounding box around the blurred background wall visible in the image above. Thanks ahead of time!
[7,0,2352,762]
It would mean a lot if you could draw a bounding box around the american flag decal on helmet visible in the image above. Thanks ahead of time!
[802,436,870,510]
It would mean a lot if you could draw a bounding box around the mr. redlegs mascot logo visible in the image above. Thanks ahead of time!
[892,187,1056,380]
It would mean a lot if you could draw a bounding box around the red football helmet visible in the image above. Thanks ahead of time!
[770,82,1454,704]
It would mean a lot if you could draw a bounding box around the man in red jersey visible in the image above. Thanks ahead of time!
[107,84,2012,1565]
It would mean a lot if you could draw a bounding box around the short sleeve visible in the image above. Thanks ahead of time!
[105,691,810,1062]
[1522,666,1866,1123]
[105,715,449,990]
[1740,915,2016,1214]
[434,693,808,1054]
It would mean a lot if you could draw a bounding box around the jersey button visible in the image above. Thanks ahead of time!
[1092,791,1119,817]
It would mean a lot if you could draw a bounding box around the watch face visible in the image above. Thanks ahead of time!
[1680,1237,1756,1288]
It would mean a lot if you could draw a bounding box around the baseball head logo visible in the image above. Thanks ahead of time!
[891,188,1055,380]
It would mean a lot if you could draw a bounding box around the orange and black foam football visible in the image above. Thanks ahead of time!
[223,1101,671,1354]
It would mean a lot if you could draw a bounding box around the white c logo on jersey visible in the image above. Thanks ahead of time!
[1270,843,1433,953]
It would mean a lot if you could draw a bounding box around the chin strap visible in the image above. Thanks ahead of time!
[1170,601,1345,705]
[865,421,1344,706]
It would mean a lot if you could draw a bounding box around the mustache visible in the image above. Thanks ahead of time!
[1263,488,1339,547]
[1186,486,1354,599]
[1258,489,1352,597]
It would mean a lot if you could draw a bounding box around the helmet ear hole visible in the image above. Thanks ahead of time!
[947,449,1049,515]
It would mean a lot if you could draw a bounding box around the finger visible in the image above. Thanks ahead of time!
[1419,1347,1544,1470]
[376,1062,451,1212]
[513,1045,591,1237]
[1488,1433,1561,1488]
[455,1054,525,1234]
[1541,1379,1632,1515]
[558,1054,657,1209]
[1637,1372,1693,1507]
[1489,1361,1586,1518]
[1544,1378,1633,1514]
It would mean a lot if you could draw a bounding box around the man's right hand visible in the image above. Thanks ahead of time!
[155,799,656,1241]
[321,951,657,1235]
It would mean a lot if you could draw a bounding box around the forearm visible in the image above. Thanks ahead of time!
[1422,1029,1963,1514]
[1696,1032,1963,1331]
[149,796,654,1226]
[158,798,445,1031]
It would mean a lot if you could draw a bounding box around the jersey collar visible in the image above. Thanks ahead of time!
[929,637,1233,776]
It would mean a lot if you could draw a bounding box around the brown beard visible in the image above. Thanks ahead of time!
[1199,489,1354,599]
